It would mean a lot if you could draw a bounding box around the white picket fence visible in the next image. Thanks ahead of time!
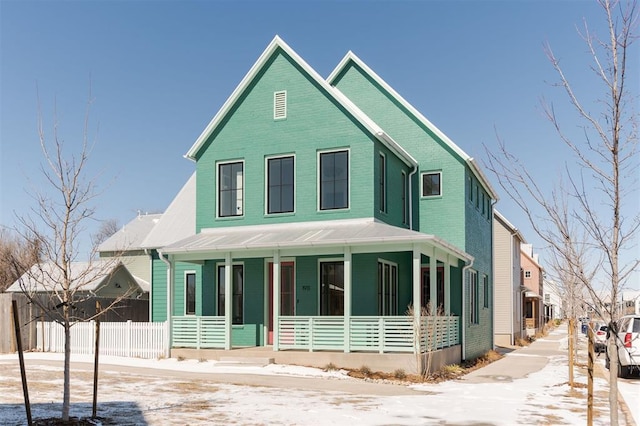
[37,321,169,359]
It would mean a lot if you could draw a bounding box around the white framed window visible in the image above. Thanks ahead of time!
[524,270,531,279]
[319,259,344,316]
[470,270,479,324]
[483,274,489,308]
[401,171,408,225]
[217,263,244,324]
[274,91,287,120]
[185,271,196,315]
[378,259,398,316]
[218,160,244,218]
[266,155,295,214]
[379,153,387,213]
[318,149,349,210]
[421,171,442,197]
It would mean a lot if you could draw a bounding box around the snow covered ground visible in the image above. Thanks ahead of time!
[0,331,637,425]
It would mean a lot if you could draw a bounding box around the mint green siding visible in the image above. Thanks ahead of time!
[332,62,494,359]
[194,50,411,232]
[151,254,167,322]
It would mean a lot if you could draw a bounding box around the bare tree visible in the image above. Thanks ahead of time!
[12,90,129,422]
[92,218,119,247]
[485,1,638,423]
[0,227,40,292]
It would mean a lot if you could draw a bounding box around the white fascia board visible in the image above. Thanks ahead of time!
[329,51,498,200]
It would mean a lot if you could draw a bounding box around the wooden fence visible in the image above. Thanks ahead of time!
[37,321,169,359]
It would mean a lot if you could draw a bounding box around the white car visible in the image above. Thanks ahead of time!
[593,324,608,353]
[606,315,640,378]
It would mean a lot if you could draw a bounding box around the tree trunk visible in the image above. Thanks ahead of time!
[62,315,71,421]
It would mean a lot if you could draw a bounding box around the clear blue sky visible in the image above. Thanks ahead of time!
[1,1,638,288]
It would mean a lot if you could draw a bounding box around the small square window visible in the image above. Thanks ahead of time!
[524,270,531,279]
[422,172,441,197]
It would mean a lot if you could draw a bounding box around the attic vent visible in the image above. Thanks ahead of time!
[274,91,287,120]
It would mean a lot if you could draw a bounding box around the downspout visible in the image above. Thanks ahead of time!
[158,250,172,358]
[462,258,474,361]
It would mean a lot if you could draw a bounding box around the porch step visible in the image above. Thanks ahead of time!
[215,356,274,367]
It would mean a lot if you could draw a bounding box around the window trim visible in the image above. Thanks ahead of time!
[274,90,287,120]
[483,274,489,309]
[318,257,344,316]
[217,160,245,219]
[379,153,387,213]
[378,259,398,316]
[265,154,296,215]
[317,148,350,211]
[470,270,479,324]
[524,270,532,279]
[401,171,408,226]
[217,263,245,325]
[421,171,442,198]
[184,271,197,316]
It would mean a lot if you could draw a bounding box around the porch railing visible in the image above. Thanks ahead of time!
[279,315,459,353]
[172,316,225,349]
[170,315,460,353]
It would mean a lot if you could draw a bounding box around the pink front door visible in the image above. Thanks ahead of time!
[268,262,295,344]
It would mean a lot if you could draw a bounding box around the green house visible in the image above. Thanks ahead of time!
[124,36,498,372]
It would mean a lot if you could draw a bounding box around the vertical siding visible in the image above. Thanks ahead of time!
[493,216,514,342]
[151,256,167,322]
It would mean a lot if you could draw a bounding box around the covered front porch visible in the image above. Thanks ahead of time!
[161,218,472,365]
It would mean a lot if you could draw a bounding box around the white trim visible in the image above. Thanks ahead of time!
[216,159,245,219]
[264,154,296,216]
[420,170,442,198]
[328,51,498,201]
[184,270,197,316]
[317,148,351,212]
[273,90,287,120]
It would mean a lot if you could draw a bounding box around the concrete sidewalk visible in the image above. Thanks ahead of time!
[462,323,567,384]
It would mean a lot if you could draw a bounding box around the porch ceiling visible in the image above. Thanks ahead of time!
[161,218,472,263]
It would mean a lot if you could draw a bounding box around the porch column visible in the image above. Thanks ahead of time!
[412,245,421,351]
[224,252,232,350]
[444,255,451,315]
[344,246,352,353]
[429,247,437,314]
[272,250,280,351]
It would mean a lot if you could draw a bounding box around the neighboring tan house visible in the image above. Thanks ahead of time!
[115,36,498,372]
[492,210,525,346]
[521,244,544,336]
[543,278,563,321]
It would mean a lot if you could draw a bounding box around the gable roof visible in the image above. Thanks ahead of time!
[141,172,196,249]
[494,210,526,244]
[6,260,147,294]
[328,51,499,201]
[98,214,162,252]
[184,36,417,168]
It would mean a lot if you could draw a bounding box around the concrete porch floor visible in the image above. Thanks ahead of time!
[171,345,462,374]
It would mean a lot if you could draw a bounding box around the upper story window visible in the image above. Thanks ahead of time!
[401,171,408,225]
[379,153,386,213]
[319,150,349,210]
[469,176,474,202]
[524,270,532,279]
[421,171,442,197]
[218,161,244,217]
[274,91,287,120]
[267,156,294,214]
